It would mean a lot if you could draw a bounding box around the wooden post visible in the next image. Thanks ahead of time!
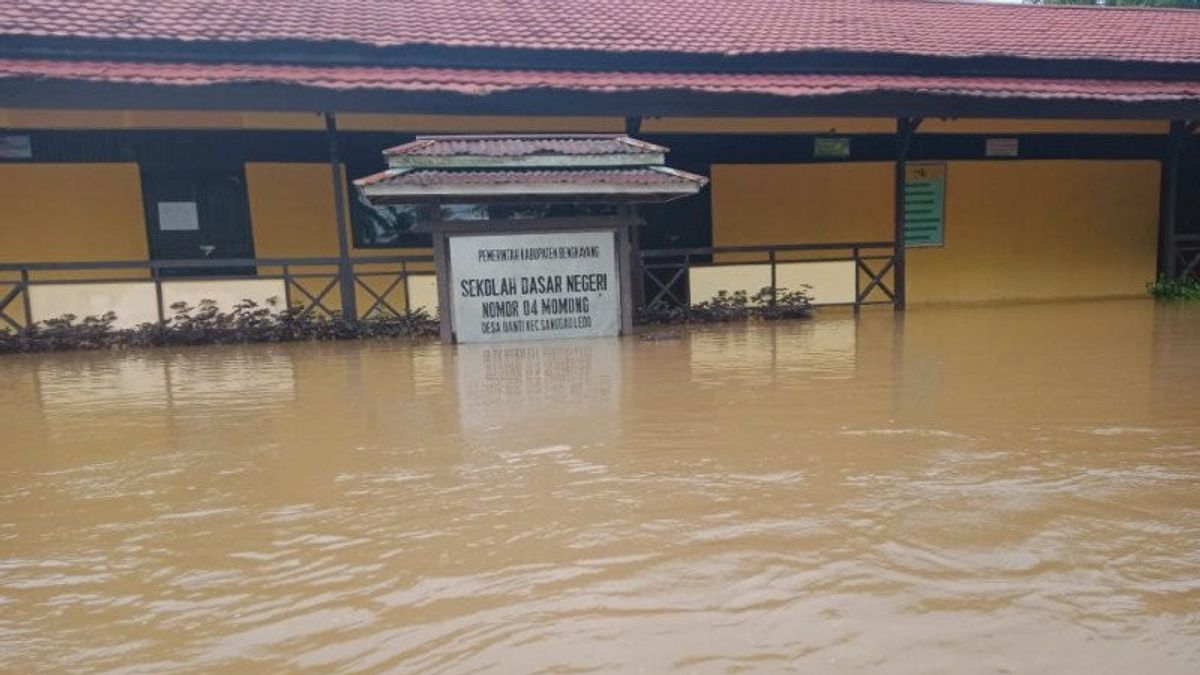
[324,112,358,322]
[20,268,32,328]
[1159,120,1187,280]
[852,246,862,313]
[629,219,645,309]
[893,117,922,311]
[431,229,454,344]
[618,225,635,336]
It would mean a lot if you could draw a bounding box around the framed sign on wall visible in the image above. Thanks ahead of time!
[904,163,947,247]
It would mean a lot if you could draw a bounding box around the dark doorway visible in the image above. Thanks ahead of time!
[142,168,256,276]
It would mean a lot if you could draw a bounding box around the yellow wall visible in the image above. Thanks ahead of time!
[0,163,147,325]
[711,163,893,247]
[643,117,1167,135]
[711,160,1160,304]
[2,109,1168,135]
[0,109,326,130]
[0,109,621,132]
[0,163,148,266]
[245,163,342,259]
[908,160,1159,303]
[336,114,622,132]
[642,117,896,134]
[244,162,433,317]
[919,118,1167,135]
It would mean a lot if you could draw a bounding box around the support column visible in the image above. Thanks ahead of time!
[618,204,645,310]
[893,117,922,311]
[431,228,454,345]
[324,112,358,322]
[629,218,645,310]
[1158,120,1190,280]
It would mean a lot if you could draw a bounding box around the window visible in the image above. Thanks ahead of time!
[350,189,432,248]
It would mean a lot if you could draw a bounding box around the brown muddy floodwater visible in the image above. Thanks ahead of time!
[2,300,1200,673]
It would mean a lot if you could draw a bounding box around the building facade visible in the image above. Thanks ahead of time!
[2,0,1199,328]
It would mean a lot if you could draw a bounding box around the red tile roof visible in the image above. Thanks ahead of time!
[359,167,706,188]
[386,135,666,158]
[2,1,1198,113]
[2,0,1200,65]
[355,166,707,203]
[2,58,1197,103]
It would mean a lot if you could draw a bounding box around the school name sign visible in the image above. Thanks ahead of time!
[448,231,620,343]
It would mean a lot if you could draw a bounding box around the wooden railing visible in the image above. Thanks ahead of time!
[638,241,898,310]
[1173,234,1200,280]
[0,255,435,330]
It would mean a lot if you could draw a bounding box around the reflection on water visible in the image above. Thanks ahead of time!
[2,300,1199,673]
[455,340,621,435]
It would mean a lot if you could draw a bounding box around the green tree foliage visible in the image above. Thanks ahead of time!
[1027,0,1200,7]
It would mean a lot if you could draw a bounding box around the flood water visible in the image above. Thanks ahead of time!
[2,300,1200,673]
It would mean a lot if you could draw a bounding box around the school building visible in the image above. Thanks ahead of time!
[2,0,1199,329]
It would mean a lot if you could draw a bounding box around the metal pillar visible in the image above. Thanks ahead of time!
[324,112,358,322]
[893,117,922,311]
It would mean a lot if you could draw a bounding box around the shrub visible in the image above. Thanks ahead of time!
[0,297,438,355]
[1147,276,1200,301]
[691,289,752,322]
[751,286,814,321]
[635,286,813,325]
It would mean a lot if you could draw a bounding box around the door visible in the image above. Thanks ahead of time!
[143,169,256,276]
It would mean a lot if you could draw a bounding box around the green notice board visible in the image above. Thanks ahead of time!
[904,163,946,247]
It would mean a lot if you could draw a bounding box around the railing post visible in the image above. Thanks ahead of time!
[401,261,412,316]
[683,254,693,313]
[630,221,645,310]
[151,264,165,324]
[282,264,293,311]
[853,246,862,312]
[324,112,358,323]
[768,248,777,306]
[20,268,32,329]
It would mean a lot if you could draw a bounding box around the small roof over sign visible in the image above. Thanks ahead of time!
[356,133,707,204]
[382,134,668,168]
[356,166,706,203]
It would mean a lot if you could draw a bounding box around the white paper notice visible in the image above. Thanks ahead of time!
[157,201,200,231]
[449,230,620,343]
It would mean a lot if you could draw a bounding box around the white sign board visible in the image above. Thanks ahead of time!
[449,230,620,343]
[985,137,1019,158]
[0,135,32,159]
[157,201,200,231]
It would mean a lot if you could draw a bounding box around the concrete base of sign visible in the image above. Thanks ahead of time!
[429,216,639,344]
